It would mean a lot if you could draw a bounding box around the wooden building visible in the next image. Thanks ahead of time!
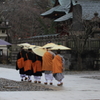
[41,0,100,70]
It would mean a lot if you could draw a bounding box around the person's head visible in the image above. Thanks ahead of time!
[20,46,24,50]
[57,49,61,54]
[28,48,32,52]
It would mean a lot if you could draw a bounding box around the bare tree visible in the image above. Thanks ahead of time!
[0,0,54,41]
[69,22,95,70]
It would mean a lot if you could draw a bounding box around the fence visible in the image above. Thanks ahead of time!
[11,35,100,70]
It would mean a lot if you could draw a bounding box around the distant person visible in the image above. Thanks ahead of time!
[52,49,65,86]
[42,48,55,85]
[24,49,33,82]
[16,46,27,81]
[32,54,43,83]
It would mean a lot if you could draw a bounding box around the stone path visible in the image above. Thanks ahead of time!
[0,66,100,100]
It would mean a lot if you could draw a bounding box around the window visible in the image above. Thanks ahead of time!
[0,49,3,56]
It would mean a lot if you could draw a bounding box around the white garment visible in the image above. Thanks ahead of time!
[20,74,26,79]
[34,76,41,81]
[28,75,32,81]
[48,51,55,56]
[45,73,53,83]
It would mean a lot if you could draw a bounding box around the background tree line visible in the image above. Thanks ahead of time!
[0,0,56,41]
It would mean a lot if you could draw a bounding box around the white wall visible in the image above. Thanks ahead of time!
[0,29,7,56]
[0,46,7,56]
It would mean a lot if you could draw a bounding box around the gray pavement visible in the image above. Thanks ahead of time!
[0,66,100,100]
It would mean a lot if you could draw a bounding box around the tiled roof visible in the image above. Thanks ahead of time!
[59,0,100,20]
[41,5,69,16]
[58,0,71,6]
[54,12,72,22]
[41,6,60,16]
[41,0,71,16]
[41,0,100,21]
[29,34,59,38]
[73,0,100,20]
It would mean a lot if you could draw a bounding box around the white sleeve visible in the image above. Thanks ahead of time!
[59,54,65,66]
[48,51,55,56]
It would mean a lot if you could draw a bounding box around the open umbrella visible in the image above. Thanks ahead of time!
[0,39,11,45]
[50,45,71,50]
[17,43,30,47]
[28,45,36,49]
[42,43,57,48]
[32,47,47,57]
[23,46,29,50]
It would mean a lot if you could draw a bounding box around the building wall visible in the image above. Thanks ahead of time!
[0,29,8,64]
[0,46,7,55]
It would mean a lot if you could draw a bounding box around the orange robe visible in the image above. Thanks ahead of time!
[32,60,42,73]
[17,57,24,69]
[52,55,63,74]
[42,51,53,71]
[24,60,32,72]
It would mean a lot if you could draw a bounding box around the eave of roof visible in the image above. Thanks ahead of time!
[41,4,70,16]
[29,34,59,38]
[41,0,100,22]
[54,12,72,22]
[73,0,100,20]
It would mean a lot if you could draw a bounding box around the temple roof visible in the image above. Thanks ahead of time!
[41,0,100,22]
[74,0,100,20]
[54,12,72,22]
[41,5,68,16]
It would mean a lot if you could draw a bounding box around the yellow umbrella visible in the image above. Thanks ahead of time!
[28,45,36,49]
[23,46,29,50]
[32,47,47,57]
[34,46,41,48]
[17,43,30,47]
[50,45,71,50]
[42,43,57,48]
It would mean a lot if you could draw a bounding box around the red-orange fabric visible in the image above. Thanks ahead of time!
[17,57,24,69]
[52,55,63,74]
[24,60,32,71]
[42,51,53,71]
[32,60,42,73]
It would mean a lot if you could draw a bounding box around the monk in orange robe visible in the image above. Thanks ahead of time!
[32,54,42,83]
[52,49,65,86]
[16,46,27,81]
[42,48,55,85]
[24,49,33,82]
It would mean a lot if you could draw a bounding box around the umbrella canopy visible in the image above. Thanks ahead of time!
[0,39,11,45]
[17,43,30,47]
[28,45,36,49]
[28,45,41,50]
[23,46,29,50]
[42,43,57,48]
[32,47,47,57]
[50,45,71,50]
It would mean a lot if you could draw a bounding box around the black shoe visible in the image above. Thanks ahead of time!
[57,83,63,86]
[28,80,32,82]
[25,77,28,81]
[38,81,41,83]
[44,82,47,85]
[50,83,53,85]
[34,81,37,83]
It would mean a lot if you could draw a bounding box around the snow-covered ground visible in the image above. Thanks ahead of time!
[0,67,100,100]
